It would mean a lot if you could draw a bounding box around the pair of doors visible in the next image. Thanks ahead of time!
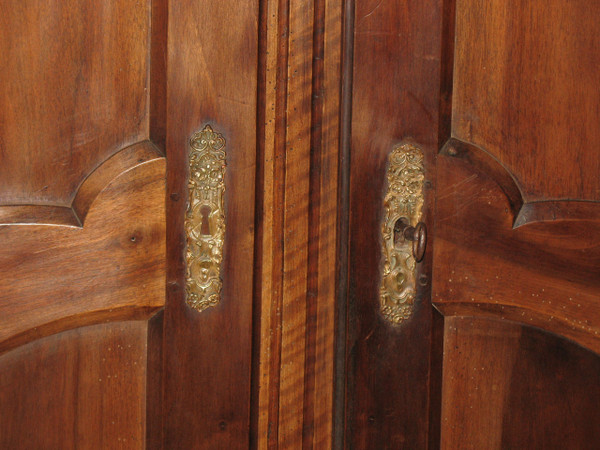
[1,0,599,448]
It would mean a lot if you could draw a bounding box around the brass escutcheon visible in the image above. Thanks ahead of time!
[185,125,226,312]
[379,143,425,324]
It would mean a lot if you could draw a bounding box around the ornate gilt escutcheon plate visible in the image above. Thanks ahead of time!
[185,125,226,312]
[380,143,425,324]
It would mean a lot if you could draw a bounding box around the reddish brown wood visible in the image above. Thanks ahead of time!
[4,1,600,448]
[441,317,600,449]
[0,321,149,448]
[344,0,442,447]
[149,0,168,152]
[254,1,341,448]
[451,0,600,203]
[0,0,151,206]
[1,1,164,448]
[434,141,600,354]
[162,1,258,448]
[252,0,342,447]
[433,0,600,447]
[146,311,164,450]
[0,154,165,353]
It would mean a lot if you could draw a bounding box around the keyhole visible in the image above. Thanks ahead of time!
[200,205,212,236]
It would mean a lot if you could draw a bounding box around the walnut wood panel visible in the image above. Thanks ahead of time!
[162,1,258,448]
[451,0,600,202]
[433,150,600,353]
[253,0,342,448]
[433,1,600,447]
[345,0,442,448]
[441,317,600,449]
[0,0,151,206]
[0,150,165,353]
[0,321,149,449]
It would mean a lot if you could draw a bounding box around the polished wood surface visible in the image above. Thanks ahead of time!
[432,0,600,447]
[0,1,166,447]
[162,1,258,448]
[452,0,600,202]
[0,0,150,206]
[434,147,600,353]
[0,321,149,449]
[434,0,600,350]
[253,0,341,447]
[343,0,442,447]
[441,317,600,450]
[0,150,165,354]
[3,0,600,448]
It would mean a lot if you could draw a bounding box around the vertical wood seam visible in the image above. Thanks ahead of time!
[301,0,325,446]
[335,0,354,448]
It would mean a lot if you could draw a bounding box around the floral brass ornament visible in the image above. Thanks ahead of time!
[380,143,425,324]
[185,125,226,312]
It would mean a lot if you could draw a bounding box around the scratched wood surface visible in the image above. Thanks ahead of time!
[433,0,600,447]
[0,321,151,449]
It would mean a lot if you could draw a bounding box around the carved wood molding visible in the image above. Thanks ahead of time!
[440,138,600,228]
[0,153,166,354]
[0,141,164,227]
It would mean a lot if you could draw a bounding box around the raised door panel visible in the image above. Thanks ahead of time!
[433,0,600,447]
[343,0,600,448]
[0,0,152,206]
[0,1,166,447]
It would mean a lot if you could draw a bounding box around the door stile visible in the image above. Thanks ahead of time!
[252,0,343,447]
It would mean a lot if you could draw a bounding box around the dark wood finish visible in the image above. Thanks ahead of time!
[162,1,258,448]
[146,311,164,449]
[441,317,600,449]
[344,0,442,447]
[0,321,149,449]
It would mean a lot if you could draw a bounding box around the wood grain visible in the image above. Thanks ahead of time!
[253,0,342,447]
[345,0,442,447]
[441,317,600,449]
[452,0,600,202]
[0,152,165,353]
[277,0,313,444]
[440,138,600,228]
[433,151,600,353]
[0,0,150,206]
[162,1,258,448]
[434,1,600,447]
[0,321,149,449]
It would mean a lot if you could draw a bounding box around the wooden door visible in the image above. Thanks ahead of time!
[0,0,261,447]
[0,0,168,448]
[343,0,600,449]
[3,1,599,449]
